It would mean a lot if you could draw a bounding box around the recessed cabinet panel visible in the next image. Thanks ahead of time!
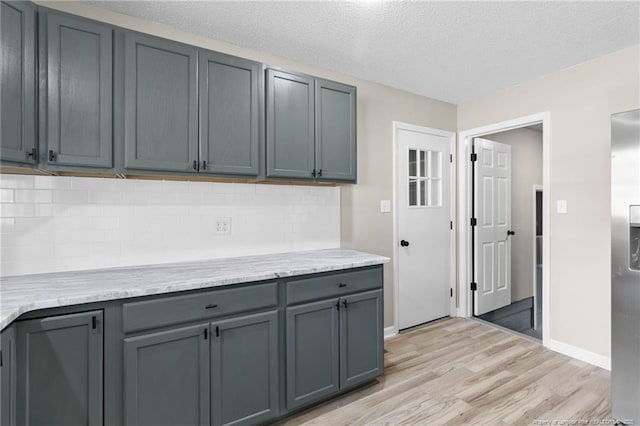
[16,311,103,426]
[315,79,356,182]
[211,311,278,426]
[266,70,315,179]
[124,323,210,426]
[124,32,198,172]
[45,12,113,168]
[339,290,383,388]
[200,51,260,176]
[0,1,36,164]
[286,299,339,409]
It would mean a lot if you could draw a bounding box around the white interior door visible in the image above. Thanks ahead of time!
[397,126,451,330]
[474,138,512,315]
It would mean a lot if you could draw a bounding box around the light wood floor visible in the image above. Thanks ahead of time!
[280,318,611,425]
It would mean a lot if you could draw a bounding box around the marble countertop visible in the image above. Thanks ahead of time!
[0,249,389,330]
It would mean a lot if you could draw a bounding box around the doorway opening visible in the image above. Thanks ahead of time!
[457,112,551,345]
[472,125,543,339]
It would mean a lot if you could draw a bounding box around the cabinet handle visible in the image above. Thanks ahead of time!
[92,316,97,329]
[27,148,37,160]
[311,169,316,177]
[338,283,347,288]
[215,326,220,337]
[342,300,348,309]
[204,328,208,340]
[202,161,207,171]
[193,160,198,171]
[318,169,322,177]
[335,301,340,310]
[205,304,218,309]
[48,150,57,162]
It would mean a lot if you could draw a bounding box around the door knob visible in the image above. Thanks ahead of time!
[400,240,410,247]
[507,230,515,236]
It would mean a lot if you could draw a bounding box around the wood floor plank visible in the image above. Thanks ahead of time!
[281,318,611,425]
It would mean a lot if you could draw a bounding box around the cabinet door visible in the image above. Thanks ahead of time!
[124,323,209,426]
[266,69,315,179]
[16,311,103,426]
[124,32,198,172]
[44,12,113,168]
[0,1,36,164]
[211,311,278,426]
[1,325,16,426]
[339,290,383,388]
[315,79,356,182]
[199,51,260,176]
[286,299,339,409]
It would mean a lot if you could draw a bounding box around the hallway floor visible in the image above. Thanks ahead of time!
[280,318,610,425]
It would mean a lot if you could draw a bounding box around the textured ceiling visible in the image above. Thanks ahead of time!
[87,1,640,104]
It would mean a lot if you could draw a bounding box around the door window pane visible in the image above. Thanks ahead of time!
[429,179,442,207]
[409,149,417,177]
[420,150,426,177]
[429,150,441,178]
[420,179,427,206]
[409,178,417,206]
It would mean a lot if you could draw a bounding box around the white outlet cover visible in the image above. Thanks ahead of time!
[380,200,392,213]
[557,200,568,214]
[214,217,232,235]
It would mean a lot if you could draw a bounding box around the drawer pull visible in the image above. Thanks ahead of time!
[205,304,218,309]
[342,300,348,309]
[338,283,347,288]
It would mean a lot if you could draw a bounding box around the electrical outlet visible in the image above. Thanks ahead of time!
[214,217,232,235]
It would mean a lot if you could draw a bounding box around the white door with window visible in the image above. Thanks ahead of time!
[397,124,452,330]
[474,138,512,315]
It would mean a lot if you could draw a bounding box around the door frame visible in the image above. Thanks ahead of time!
[533,184,543,330]
[392,121,457,334]
[457,112,551,346]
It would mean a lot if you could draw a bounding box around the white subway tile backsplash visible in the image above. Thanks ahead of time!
[0,175,340,276]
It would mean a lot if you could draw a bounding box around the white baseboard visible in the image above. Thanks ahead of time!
[384,326,398,339]
[545,338,611,371]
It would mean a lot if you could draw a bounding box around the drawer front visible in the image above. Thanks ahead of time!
[123,282,277,333]
[286,267,382,305]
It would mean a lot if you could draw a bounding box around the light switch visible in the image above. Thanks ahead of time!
[557,200,568,214]
[380,200,391,213]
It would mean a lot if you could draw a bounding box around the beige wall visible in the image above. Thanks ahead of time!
[484,128,543,303]
[39,2,458,328]
[459,45,640,357]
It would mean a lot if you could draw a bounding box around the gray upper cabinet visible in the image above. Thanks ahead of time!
[124,32,198,172]
[286,298,340,410]
[266,69,315,179]
[211,310,279,426]
[42,11,113,168]
[199,51,261,176]
[15,310,103,426]
[124,323,210,426]
[0,1,36,165]
[315,79,356,182]
[339,290,383,388]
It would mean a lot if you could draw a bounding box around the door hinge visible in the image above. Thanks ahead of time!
[204,328,208,340]
[470,153,477,162]
[92,316,97,329]
[450,154,453,163]
[471,282,477,291]
[215,326,220,337]
[450,288,453,297]
[470,218,477,227]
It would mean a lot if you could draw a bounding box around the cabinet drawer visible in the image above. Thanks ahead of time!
[286,267,382,305]
[123,282,277,333]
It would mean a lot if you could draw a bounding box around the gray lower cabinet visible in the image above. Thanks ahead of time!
[124,31,199,172]
[1,325,16,426]
[286,299,340,409]
[199,51,261,176]
[15,310,103,426]
[339,290,383,388]
[124,323,210,426]
[0,1,37,165]
[266,69,315,179]
[211,311,278,426]
[41,10,113,168]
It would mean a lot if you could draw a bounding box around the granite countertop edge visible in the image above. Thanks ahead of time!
[0,249,389,331]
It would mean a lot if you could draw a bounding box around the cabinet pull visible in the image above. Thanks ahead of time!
[318,169,322,177]
[92,316,97,329]
[338,283,347,288]
[48,150,57,162]
[215,326,220,337]
[342,300,348,309]
[27,148,37,159]
[311,169,316,177]
[202,161,207,171]
[205,304,218,310]
[204,328,208,340]
[193,160,198,171]
[335,301,340,310]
